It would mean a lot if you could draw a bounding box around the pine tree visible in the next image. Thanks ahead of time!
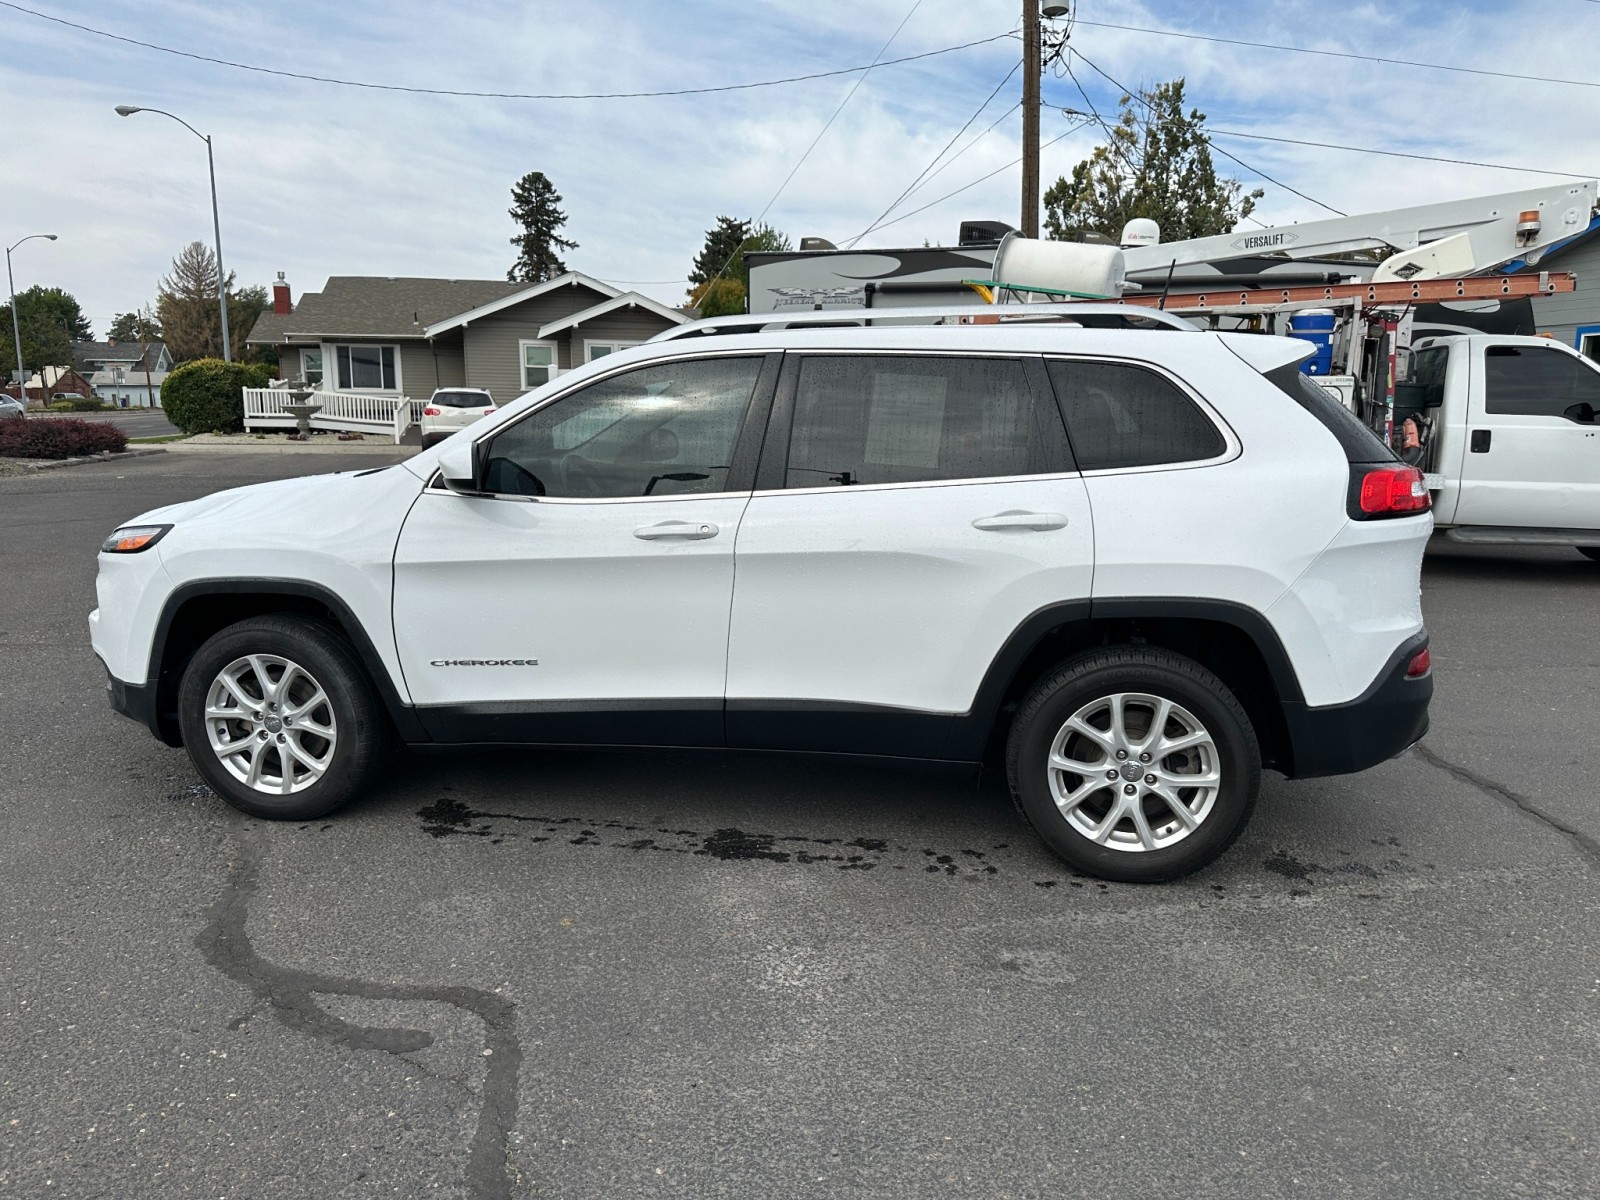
[157,241,240,361]
[1043,79,1262,244]
[686,219,791,313]
[507,171,577,283]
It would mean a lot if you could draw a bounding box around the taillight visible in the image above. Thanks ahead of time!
[1405,647,1431,678]
[1352,464,1430,519]
[423,406,441,416]
[483,408,495,414]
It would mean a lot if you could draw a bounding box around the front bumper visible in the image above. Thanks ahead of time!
[1279,631,1432,778]
[104,666,180,746]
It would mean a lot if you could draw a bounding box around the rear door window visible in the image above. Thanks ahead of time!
[779,355,1070,488]
[1046,359,1226,471]
[1484,345,1600,418]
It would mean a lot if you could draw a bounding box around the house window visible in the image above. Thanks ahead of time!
[1580,330,1600,364]
[302,347,324,387]
[585,340,642,362]
[333,344,398,391]
[521,340,557,389]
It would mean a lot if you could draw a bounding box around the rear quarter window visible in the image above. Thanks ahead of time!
[1264,363,1396,464]
[1045,359,1226,471]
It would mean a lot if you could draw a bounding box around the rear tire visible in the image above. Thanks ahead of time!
[1005,646,1260,883]
[1578,547,1600,563]
[177,615,390,821]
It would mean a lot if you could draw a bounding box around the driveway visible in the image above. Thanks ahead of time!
[2,452,1597,1199]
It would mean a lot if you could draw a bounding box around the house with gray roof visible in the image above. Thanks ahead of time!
[245,272,689,407]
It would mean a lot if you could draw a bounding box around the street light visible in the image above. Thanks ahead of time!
[115,105,232,362]
[6,232,58,406]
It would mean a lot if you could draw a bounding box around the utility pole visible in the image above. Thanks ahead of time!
[1021,0,1042,237]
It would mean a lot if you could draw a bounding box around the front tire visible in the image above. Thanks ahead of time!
[177,615,389,820]
[1005,647,1261,883]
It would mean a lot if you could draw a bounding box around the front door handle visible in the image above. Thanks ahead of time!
[972,510,1069,532]
[634,520,719,541]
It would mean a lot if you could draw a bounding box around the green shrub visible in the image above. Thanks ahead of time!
[161,359,274,435]
[50,396,112,412]
[0,415,127,459]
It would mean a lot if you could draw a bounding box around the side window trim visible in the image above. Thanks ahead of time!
[473,351,782,502]
[752,350,1074,495]
[1043,354,1240,476]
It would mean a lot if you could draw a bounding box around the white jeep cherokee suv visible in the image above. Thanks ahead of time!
[91,309,1433,883]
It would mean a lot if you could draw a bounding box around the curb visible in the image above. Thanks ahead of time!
[161,440,417,456]
[4,447,168,474]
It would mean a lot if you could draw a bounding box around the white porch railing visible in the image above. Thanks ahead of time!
[243,388,425,443]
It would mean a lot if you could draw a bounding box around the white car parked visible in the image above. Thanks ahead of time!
[419,388,497,447]
[91,306,1434,882]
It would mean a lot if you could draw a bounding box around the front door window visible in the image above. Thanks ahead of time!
[483,356,764,498]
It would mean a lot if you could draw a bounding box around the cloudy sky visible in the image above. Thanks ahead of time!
[3,0,1598,335]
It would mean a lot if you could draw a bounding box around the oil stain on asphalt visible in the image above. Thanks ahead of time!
[416,796,1027,880]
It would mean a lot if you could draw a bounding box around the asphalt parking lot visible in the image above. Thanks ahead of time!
[2,451,1597,1199]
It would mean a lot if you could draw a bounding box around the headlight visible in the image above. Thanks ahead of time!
[101,524,172,554]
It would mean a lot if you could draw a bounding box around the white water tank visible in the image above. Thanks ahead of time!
[1120,218,1161,248]
[991,234,1127,300]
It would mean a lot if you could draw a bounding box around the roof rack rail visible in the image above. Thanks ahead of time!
[649,302,1197,342]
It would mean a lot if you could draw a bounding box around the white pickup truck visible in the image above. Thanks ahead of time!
[1404,334,1600,560]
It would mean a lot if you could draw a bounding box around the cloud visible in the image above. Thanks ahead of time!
[1,0,1595,333]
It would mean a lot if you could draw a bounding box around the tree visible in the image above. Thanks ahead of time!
[109,310,161,343]
[1043,78,1262,244]
[507,171,577,283]
[0,285,92,376]
[686,220,791,314]
[687,216,750,293]
[158,241,229,360]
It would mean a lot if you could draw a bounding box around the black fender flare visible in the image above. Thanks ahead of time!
[147,578,426,744]
[941,597,1303,760]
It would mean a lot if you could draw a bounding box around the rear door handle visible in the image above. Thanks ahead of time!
[971,511,1069,532]
[634,520,719,541]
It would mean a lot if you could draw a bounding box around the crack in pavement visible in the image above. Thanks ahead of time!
[195,817,524,1200]
[1413,743,1600,871]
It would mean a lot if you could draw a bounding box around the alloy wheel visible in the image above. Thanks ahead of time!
[1046,691,1221,852]
[203,654,338,795]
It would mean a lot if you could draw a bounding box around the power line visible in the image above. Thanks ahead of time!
[752,1,926,230]
[845,120,1091,243]
[0,0,1014,100]
[1067,49,1346,216]
[699,1,928,296]
[847,58,1022,247]
[1071,17,1600,90]
[894,100,1022,210]
[1205,129,1594,179]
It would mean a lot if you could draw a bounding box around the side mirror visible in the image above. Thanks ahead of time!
[1563,401,1597,425]
[436,440,479,493]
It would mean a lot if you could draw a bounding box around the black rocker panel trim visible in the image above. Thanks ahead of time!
[147,579,426,744]
[416,698,723,747]
[725,699,952,758]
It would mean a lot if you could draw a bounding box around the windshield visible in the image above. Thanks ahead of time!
[433,391,493,408]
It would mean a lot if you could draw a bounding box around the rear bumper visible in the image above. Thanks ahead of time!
[1279,631,1432,778]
